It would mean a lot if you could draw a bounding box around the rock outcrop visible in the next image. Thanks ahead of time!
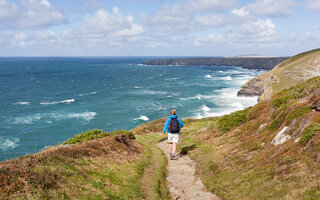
[238,49,320,101]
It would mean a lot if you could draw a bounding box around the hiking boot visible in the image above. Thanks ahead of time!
[170,154,174,160]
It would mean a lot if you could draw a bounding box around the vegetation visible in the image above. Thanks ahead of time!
[299,123,320,143]
[217,108,251,132]
[62,129,135,145]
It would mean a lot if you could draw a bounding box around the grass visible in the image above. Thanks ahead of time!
[62,129,135,145]
[299,123,320,143]
[217,108,251,132]
[136,134,169,200]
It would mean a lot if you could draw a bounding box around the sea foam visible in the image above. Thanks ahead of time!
[134,116,149,121]
[14,102,30,105]
[40,99,75,105]
[0,137,19,151]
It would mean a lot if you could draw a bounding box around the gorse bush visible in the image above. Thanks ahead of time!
[286,106,312,123]
[299,123,320,143]
[62,129,135,145]
[217,108,251,132]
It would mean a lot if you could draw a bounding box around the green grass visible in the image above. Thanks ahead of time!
[299,123,320,143]
[217,108,251,132]
[62,129,135,145]
[286,105,312,124]
[136,134,169,200]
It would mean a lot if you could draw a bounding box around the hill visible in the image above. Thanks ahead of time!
[142,57,288,70]
[238,48,320,101]
[132,76,320,199]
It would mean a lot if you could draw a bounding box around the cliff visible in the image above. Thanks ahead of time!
[143,57,288,70]
[238,48,320,101]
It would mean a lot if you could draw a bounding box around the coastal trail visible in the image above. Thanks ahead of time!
[157,140,221,200]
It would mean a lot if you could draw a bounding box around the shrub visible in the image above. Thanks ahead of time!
[271,94,292,108]
[269,110,287,131]
[110,130,135,140]
[62,129,135,145]
[299,123,320,143]
[286,106,312,123]
[62,129,110,145]
[217,108,251,132]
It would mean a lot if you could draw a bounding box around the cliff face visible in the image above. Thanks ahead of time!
[143,57,288,70]
[238,49,320,101]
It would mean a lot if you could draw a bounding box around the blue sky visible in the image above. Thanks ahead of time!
[0,0,319,56]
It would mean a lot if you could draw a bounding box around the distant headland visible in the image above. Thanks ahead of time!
[143,56,289,70]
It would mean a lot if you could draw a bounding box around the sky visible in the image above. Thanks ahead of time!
[0,0,320,56]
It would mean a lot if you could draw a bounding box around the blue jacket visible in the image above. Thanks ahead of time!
[163,115,184,134]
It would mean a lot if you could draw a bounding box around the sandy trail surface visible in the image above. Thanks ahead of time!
[157,140,221,200]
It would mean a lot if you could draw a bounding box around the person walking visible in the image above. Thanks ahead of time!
[162,110,184,160]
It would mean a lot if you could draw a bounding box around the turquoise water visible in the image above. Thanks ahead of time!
[0,57,263,161]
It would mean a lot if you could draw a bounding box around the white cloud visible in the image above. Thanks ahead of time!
[13,31,58,47]
[239,19,277,42]
[194,15,229,27]
[0,0,18,19]
[194,34,225,46]
[306,0,320,12]
[61,7,144,48]
[194,18,278,46]
[231,7,249,17]
[247,0,297,17]
[83,7,144,37]
[0,0,66,29]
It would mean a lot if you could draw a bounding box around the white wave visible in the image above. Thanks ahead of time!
[134,86,142,89]
[134,116,149,121]
[40,99,75,105]
[220,76,232,80]
[51,112,96,121]
[67,112,96,121]
[137,64,144,66]
[12,113,41,124]
[205,74,212,78]
[202,105,211,112]
[89,92,97,95]
[14,102,30,105]
[180,95,201,100]
[134,90,168,96]
[0,137,19,151]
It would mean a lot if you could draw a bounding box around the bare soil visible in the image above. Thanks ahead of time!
[157,141,221,200]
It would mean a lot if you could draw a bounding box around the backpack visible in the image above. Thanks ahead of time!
[168,118,180,133]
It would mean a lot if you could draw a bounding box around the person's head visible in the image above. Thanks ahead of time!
[170,110,176,115]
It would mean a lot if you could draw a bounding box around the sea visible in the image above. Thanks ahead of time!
[0,57,264,161]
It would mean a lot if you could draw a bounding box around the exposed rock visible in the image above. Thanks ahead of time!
[237,77,265,97]
[271,126,291,146]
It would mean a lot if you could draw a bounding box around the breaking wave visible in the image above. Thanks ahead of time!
[40,99,75,105]
[14,102,30,105]
[134,116,149,121]
[0,137,19,151]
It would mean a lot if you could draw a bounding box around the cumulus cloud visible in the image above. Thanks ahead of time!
[194,18,277,46]
[231,7,249,17]
[61,7,144,48]
[0,0,18,19]
[305,0,320,12]
[247,0,297,17]
[0,0,66,29]
[13,31,58,47]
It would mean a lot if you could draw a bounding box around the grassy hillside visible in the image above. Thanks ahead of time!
[133,76,320,200]
[0,130,169,199]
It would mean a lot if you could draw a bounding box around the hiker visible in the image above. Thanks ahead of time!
[162,110,184,160]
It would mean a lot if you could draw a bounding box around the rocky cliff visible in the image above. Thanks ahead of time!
[143,57,288,70]
[238,48,320,101]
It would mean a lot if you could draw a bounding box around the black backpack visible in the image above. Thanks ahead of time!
[168,118,180,133]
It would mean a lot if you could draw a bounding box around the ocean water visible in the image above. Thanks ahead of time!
[0,57,264,161]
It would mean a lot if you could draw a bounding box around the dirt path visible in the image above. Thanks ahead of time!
[157,141,221,200]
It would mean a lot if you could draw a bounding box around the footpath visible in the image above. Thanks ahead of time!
[157,141,221,200]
